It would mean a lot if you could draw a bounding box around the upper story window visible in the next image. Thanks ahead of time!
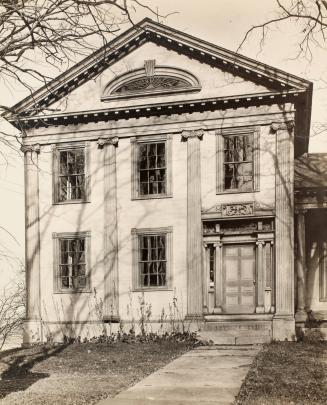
[224,134,253,192]
[131,135,172,200]
[101,60,201,101]
[52,143,90,204]
[139,142,166,196]
[216,127,260,194]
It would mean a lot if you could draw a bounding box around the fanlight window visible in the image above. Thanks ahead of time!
[102,65,201,101]
[113,76,191,95]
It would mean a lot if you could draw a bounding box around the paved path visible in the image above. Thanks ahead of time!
[97,345,260,405]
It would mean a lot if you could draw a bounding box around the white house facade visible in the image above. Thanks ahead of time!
[6,19,327,345]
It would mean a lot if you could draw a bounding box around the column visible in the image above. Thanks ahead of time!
[21,144,42,345]
[256,240,265,313]
[213,241,223,313]
[271,121,295,340]
[182,129,204,319]
[295,209,307,322]
[98,137,120,322]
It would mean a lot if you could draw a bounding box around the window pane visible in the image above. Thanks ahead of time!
[139,170,148,182]
[75,151,85,173]
[157,143,165,156]
[76,277,86,288]
[140,182,148,195]
[59,152,67,174]
[149,274,157,286]
[61,277,70,288]
[60,265,69,277]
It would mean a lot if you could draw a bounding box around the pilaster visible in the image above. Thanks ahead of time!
[203,243,209,314]
[182,129,204,319]
[213,241,223,313]
[256,240,265,313]
[295,209,307,323]
[271,121,295,340]
[98,137,120,322]
[21,144,42,345]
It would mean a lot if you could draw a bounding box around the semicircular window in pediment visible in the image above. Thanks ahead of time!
[101,60,201,101]
[114,75,192,95]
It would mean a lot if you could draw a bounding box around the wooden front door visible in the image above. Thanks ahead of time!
[223,244,255,314]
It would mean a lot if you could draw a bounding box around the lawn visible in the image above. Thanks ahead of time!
[0,339,194,405]
[236,341,327,405]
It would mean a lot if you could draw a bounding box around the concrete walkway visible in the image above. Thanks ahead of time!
[97,345,260,405]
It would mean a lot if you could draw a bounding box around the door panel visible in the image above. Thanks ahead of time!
[223,244,255,313]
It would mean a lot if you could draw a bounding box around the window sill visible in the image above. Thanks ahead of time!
[54,289,92,294]
[132,194,173,201]
[53,200,91,205]
[132,288,173,292]
[216,189,259,195]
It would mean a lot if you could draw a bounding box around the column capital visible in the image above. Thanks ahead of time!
[213,242,223,248]
[295,208,308,215]
[256,240,266,246]
[21,144,41,154]
[181,129,204,141]
[97,136,119,148]
[270,121,294,133]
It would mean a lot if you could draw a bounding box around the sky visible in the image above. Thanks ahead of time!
[1,0,327,287]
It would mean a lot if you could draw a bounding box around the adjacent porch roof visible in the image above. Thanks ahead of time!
[295,153,327,209]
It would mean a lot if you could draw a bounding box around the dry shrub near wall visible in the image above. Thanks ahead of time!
[0,281,25,350]
[55,290,202,346]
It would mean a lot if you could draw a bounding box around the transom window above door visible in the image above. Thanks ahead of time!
[131,135,172,199]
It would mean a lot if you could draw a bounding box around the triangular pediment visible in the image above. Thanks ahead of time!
[41,42,280,116]
[6,17,311,121]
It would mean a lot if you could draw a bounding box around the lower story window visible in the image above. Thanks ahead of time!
[53,232,91,292]
[132,227,173,290]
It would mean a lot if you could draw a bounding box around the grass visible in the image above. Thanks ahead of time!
[235,341,327,405]
[0,339,194,405]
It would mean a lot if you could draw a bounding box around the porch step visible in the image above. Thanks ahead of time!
[198,331,270,345]
[199,318,272,345]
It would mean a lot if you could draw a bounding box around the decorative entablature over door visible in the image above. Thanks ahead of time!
[202,202,275,316]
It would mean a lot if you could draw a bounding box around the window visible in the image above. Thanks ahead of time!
[132,227,173,290]
[224,135,253,191]
[216,127,260,194]
[131,136,172,199]
[319,241,327,301]
[53,232,91,293]
[53,143,90,204]
[101,65,201,101]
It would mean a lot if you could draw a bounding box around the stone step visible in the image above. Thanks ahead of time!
[203,321,272,334]
[198,331,271,345]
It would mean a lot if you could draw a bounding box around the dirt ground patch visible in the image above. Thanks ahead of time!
[0,340,193,404]
[235,341,327,405]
